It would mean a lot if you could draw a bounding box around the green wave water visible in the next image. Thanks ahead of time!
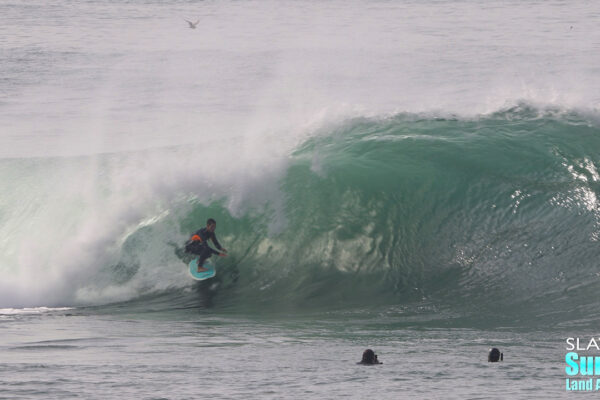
[96,106,600,322]
[3,106,600,327]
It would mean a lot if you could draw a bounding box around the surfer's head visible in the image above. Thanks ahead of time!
[488,348,503,362]
[206,218,217,232]
[359,349,380,365]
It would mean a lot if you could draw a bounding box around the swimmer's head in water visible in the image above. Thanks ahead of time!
[360,349,380,365]
[488,348,503,362]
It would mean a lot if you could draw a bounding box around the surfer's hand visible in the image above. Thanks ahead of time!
[221,248,228,253]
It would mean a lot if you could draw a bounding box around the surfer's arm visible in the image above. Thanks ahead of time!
[207,246,227,257]
[210,233,226,252]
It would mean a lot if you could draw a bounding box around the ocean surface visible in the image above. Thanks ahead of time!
[1,0,600,398]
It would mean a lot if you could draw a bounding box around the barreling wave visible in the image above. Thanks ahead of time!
[2,104,600,325]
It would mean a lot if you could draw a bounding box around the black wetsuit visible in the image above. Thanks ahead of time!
[187,227,223,266]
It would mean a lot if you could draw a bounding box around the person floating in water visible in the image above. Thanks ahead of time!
[185,218,227,272]
[357,349,382,365]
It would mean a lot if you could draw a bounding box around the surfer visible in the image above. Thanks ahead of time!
[357,349,382,365]
[185,218,227,272]
[488,348,503,362]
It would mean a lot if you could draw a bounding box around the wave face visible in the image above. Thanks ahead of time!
[2,106,600,326]
[213,106,600,324]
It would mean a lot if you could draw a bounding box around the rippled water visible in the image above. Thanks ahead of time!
[0,308,573,399]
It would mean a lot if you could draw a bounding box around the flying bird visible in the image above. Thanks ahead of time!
[185,19,199,29]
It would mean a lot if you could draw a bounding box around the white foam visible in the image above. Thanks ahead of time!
[0,307,73,315]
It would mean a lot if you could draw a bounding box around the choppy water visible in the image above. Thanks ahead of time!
[0,308,576,399]
[1,0,600,398]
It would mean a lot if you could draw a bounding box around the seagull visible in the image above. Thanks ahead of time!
[185,19,199,29]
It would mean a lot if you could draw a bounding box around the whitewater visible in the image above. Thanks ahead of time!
[1,0,599,398]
